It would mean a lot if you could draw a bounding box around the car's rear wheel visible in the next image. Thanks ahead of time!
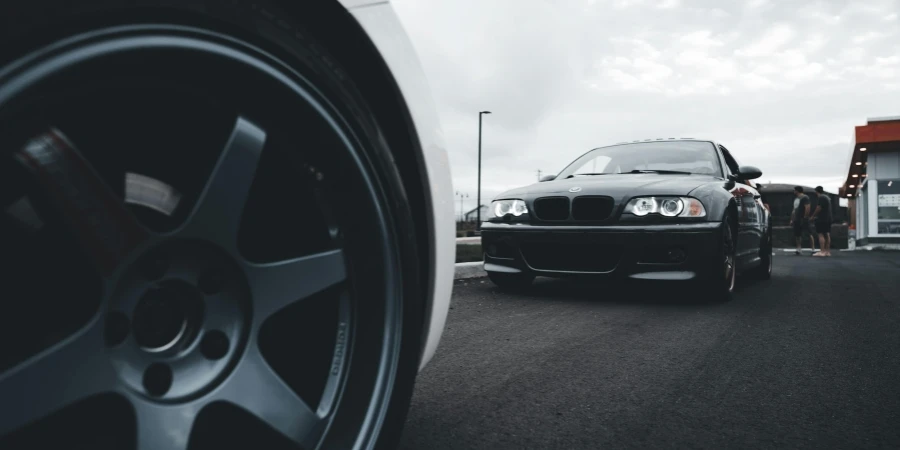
[0,4,423,450]
[487,272,535,290]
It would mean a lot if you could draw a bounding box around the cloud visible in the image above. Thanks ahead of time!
[801,34,829,54]
[735,24,795,58]
[679,30,725,48]
[657,0,680,9]
[853,31,891,44]
[784,62,825,81]
[390,0,900,209]
[612,0,645,9]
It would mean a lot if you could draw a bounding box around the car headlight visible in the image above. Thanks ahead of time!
[491,199,528,217]
[625,196,706,218]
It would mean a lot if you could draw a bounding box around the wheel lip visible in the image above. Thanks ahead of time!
[0,23,407,448]
[723,223,736,293]
[0,24,328,114]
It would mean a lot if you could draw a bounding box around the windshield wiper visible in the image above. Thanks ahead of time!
[565,173,611,178]
[628,169,693,175]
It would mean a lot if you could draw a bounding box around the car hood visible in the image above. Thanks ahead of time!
[495,173,722,200]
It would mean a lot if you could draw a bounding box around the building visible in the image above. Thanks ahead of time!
[757,184,845,227]
[839,116,900,246]
[463,204,489,223]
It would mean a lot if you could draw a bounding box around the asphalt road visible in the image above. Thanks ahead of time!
[400,251,900,450]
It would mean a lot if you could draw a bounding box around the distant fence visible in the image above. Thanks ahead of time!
[456,221,479,237]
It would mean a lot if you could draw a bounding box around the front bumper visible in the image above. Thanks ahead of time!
[481,222,722,281]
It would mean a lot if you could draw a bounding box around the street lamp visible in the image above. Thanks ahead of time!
[477,110,491,229]
[455,191,469,222]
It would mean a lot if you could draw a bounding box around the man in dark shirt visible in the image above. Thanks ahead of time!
[811,185,833,257]
[790,186,816,255]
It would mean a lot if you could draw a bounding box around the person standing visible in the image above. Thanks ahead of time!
[811,186,833,257]
[790,186,816,255]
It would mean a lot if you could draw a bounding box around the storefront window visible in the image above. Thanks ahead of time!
[877,179,900,234]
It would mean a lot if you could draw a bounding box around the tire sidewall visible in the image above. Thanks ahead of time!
[0,2,425,449]
[709,216,737,302]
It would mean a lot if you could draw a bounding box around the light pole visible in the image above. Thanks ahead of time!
[477,110,491,229]
[455,191,468,222]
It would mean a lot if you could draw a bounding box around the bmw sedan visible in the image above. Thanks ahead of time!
[481,139,773,301]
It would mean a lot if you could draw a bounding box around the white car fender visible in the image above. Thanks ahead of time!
[344,2,456,371]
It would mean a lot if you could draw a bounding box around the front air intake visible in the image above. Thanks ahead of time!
[571,196,614,221]
[533,197,570,221]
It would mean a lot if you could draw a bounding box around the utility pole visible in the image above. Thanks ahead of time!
[455,191,468,222]
[477,111,491,230]
[537,169,542,181]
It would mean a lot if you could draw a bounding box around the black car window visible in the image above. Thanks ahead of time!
[559,141,723,178]
[719,145,741,176]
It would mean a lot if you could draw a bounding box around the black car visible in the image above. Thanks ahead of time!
[481,139,772,300]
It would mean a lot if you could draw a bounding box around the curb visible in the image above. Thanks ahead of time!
[452,245,898,281]
[775,248,850,253]
[454,261,487,280]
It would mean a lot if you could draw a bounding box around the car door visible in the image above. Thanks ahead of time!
[718,145,762,261]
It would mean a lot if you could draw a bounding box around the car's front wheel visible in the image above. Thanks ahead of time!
[0,3,425,449]
[705,215,737,302]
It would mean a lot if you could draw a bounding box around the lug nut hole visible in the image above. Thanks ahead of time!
[143,363,173,397]
[200,330,230,360]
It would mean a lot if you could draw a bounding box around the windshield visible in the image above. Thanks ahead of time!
[557,141,723,178]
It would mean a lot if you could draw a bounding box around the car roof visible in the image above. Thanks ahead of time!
[611,138,716,146]
[556,138,727,177]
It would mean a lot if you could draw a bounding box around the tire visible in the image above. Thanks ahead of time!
[706,214,738,302]
[487,271,535,290]
[0,3,424,450]
[751,227,773,280]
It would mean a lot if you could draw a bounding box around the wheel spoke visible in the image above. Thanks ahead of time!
[0,315,115,437]
[176,117,266,250]
[216,347,322,447]
[131,397,199,450]
[245,249,347,325]
[14,129,151,277]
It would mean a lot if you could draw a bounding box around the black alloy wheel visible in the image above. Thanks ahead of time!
[0,9,422,450]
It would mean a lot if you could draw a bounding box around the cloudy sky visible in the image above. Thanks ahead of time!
[391,0,900,216]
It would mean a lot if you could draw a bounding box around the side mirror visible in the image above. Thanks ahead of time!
[736,165,762,180]
[540,175,556,182]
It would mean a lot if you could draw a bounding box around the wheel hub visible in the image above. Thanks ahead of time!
[132,283,193,351]
[105,241,250,400]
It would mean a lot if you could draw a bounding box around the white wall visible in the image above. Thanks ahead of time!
[868,178,879,236]
[857,189,867,240]
[871,152,900,180]
[869,151,900,236]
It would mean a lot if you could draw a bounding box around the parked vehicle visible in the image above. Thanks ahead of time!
[481,139,772,300]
